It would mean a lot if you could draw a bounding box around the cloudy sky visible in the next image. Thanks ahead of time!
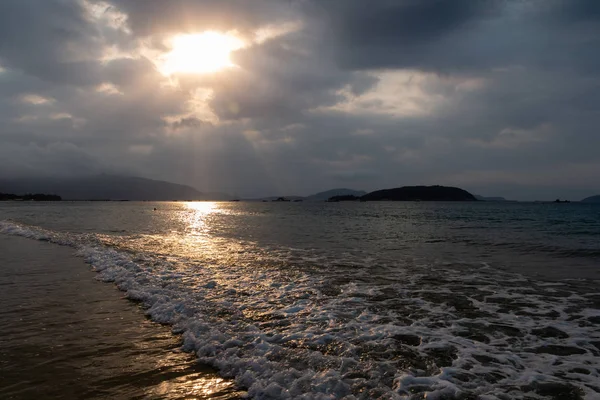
[0,0,599,200]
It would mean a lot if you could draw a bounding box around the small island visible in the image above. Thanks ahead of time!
[581,195,600,203]
[0,193,62,201]
[327,195,361,202]
[360,186,477,202]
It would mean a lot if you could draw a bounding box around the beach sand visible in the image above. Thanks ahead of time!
[0,235,242,400]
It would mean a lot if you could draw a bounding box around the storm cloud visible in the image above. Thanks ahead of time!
[0,0,599,199]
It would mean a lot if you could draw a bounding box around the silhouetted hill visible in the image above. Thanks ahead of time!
[327,195,360,202]
[581,195,600,203]
[361,186,477,201]
[0,193,62,201]
[0,175,230,201]
[242,189,366,202]
[306,188,366,202]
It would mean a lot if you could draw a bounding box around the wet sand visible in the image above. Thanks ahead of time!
[0,235,243,400]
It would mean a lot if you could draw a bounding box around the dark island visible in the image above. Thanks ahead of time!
[360,186,477,202]
[327,195,361,202]
[581,195,600,203]
[0,193,62,201]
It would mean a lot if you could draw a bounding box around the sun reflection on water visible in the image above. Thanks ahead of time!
[178,201,238,270]
[184,201,220,237]
[186,201,217,221]
[152,372,241,399]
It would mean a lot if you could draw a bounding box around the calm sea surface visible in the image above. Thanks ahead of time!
[1,201,599,399]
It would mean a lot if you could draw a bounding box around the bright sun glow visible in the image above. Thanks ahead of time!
[160,32,245,75]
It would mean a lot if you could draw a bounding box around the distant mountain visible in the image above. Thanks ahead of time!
[0,175,231,201]
[581,195,600,203]
[361,186,477,201]
[306,188,366,202]
[252,196,305,202]
[475,195,509,202]
[327,195,361,202]
[244,189,366,202]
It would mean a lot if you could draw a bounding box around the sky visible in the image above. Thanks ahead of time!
[0,0,599,200]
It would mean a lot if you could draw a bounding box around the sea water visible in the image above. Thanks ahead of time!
[0,201,599,399]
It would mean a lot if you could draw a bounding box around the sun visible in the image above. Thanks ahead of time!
[159,32,245,75]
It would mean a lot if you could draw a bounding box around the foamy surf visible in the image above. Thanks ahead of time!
[1,219,599,399]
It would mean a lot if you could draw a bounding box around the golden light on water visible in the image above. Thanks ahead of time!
[152,371,239,399]
[186,201,218,213]
[183,202,221,255]
[159,32,245,76]
[186,201,218,231]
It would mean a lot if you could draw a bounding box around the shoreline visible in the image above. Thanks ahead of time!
[0,234,242,400]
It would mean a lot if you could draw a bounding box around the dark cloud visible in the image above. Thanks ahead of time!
[301,0,495,71]
[170,117,209,130]
[320,0,487,45]
[305,0,600,74]
[209,37,360,122]
[0,0,104,85]
[557,0,600,22]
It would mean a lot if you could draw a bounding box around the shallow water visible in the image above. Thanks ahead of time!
[0,235,242,399]
[1,201,599,399]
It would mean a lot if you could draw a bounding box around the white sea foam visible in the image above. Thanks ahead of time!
[1,219,599,399]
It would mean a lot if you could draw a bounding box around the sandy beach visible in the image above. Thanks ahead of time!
[0,235,242,400]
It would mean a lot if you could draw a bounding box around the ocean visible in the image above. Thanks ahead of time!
[0,201,599,399]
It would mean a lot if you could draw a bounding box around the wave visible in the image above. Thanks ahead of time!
[1,219,599,399]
